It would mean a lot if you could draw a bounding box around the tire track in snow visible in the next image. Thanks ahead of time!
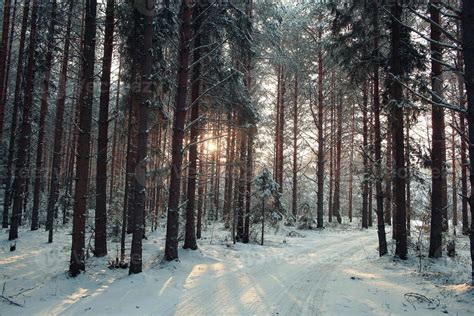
[169,231,376,316]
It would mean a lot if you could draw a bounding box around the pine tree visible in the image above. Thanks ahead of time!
[129,0,155,275]
[460,0,474,285]
[95,0,115,258]
[9,0,39,241]
[316,35,325,228]
[69,0,97,276]
[0,0,11,142]
[2,0,30,229]
[183,0,205,251]
[429,0,446,258]
[388,1,407,260]
[165,0,193,261]
[32,0,57,232]
[45,0,74,242]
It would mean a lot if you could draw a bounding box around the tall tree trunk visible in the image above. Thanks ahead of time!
[2,0,30,229]
[274,66,281,180]
[183,0,204,250]
[196,139,205,239]
[406,111,411,236]
[63,72,82,225]
[451,112,457,227]
[368,108,374,227]
[1,0,17,108]
[328,80,334,223]
[129,0,154,275]
[46,0,74,242]
[348,102,354,223]
[232,119,240,244]
[244,0,253,242]
[389,2,407,260]
[292,73,298,218]
[95,0,115,258]
[165,0,193,261]
[236,120,247,242]
[125,95,138,234]
[109,60,122,204]
[316,40,325,228]
[385,124,393,226]
[121,98,135,254]
[63,14,86,224]
[362,82,369,229]
[0,0,11,142]
[214,121,222,219]
[429,0,445,258]
[277,71,285,192]
[244,127,254,243]
[461,0,474,285]
[333,90,342,224]
[372,9,387,254]
[460,107,469,235]
[457,20,469,236]
[9,0,38,241]
[223,112,233,228]
[32,0,57,231]
[69,0,97,276]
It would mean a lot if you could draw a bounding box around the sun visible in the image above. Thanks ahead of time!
[207,142,217,152]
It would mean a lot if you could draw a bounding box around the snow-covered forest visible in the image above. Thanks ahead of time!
[0,0,473,314]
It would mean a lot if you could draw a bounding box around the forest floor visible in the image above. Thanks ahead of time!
[0,220,473,315]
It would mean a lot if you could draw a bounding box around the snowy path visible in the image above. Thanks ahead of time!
[163,231,374,315]
[1,227,472,315]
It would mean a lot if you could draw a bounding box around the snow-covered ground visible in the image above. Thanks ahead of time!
[1,222,473,315]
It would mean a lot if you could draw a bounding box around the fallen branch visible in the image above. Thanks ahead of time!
[0,295,23,307]
[404,292,440,310]
[9,283,43,298]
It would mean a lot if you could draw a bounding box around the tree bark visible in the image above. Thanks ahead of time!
[32,0,57,231]
[1,0,17,110]
[236,119,247,242]
[275,67,285,192]
[9,0,39,241]
[348,102,354,223]
[316,41,325,228]
[0,0,11,142]
[362,82,369,229]
[457,20,469,236]
[125,94,138,234]
[46,0,73,242]
[451,111,457,227]
[385,123,393,226]
[406,111,411,236]
[333,90,342,224]
[292,74,298,218]
[109,60,122,205]
[183,1,204,250]
[372,9,387,254]
[244,127,254,243]
[429,0,445,258]
[196,139,206,239]
[274,66,281,181]
[368,108,374,228]
[2,0,30,229]
[223,112,234,228]
[389,2,407,260]
[129,0,154,274]
[95,0,115,258]
[165,0,193,261]
[244,0,253,243]
[328,74,334,223]
[69,0,97,276]
[461,0,474,285]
